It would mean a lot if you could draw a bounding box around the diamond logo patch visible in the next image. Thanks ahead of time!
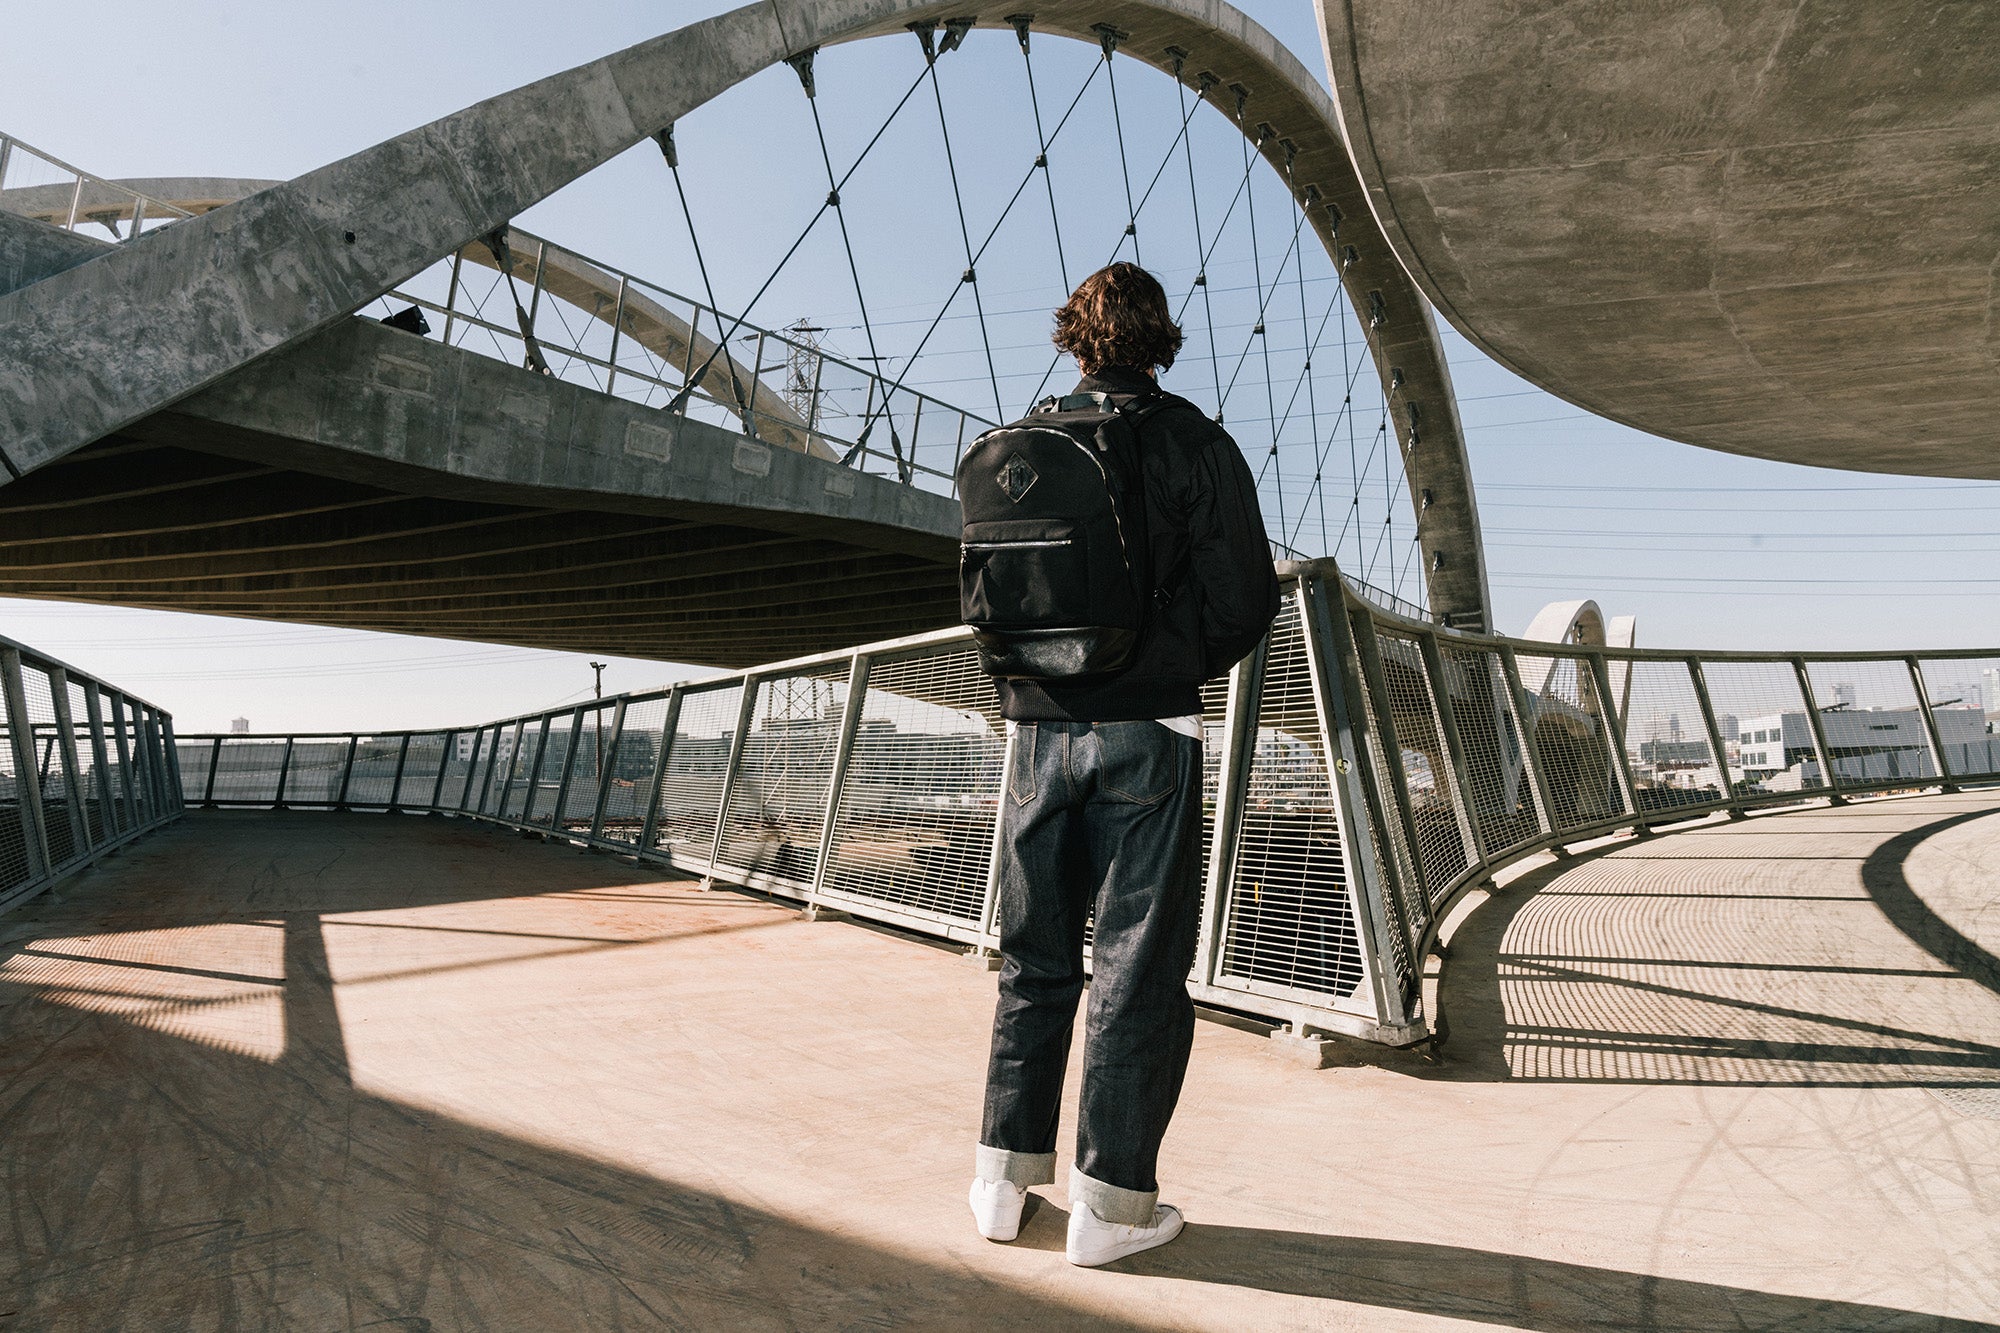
[997,452,1038,503]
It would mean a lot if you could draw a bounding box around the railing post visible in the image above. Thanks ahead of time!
[126,709,151,823]
[1496,644,1558,838]
[145,712,170,820]
[1588,653,1643,826]
[1339,592,1434,961]
[108,695,138,832]
[493,720,527,817]
[84,686,118,833]
[589,698,631,843]
[271,737,295,809]
[204,736,221,807]
[1417,631,1489,863]
[806,654,871,911]
[1302,574,1419,1033]
[604,276,628,395]
[549,706,589,834]
[1686,659,1739,813]
[333,735,359,810]
[1793,659,1842,801]
[519,716,553,826]
[387,733,412,813]
[2,648,53,883]
[1191,639,1265,988]
[45,667,91,855]
[160,716,184,813]
[976,724,1021,943]
[633,690,681,855]
[458,728,487,811]
[429,731,456,813]
[441,247,465,345]
[1906,656,1958,791]
[705,678,762,877]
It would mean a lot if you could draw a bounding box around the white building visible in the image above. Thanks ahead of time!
[1733,705,1998,788]
[454,730,519,764]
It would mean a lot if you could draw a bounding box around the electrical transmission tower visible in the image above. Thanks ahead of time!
[783,318,830,430]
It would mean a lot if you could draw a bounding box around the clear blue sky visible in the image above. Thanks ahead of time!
[5,1,1996,733]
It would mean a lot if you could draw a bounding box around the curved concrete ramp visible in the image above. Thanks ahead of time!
[1317,0,2000,478]
[1,799,1994,1327]
[1442,792,2000,1088]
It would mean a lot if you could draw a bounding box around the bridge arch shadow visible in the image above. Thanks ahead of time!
[1421,797,2000,1087]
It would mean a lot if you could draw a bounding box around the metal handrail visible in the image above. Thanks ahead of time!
[383,227,995,490]
[0,132,197,237]
[0,631,184,914]
[167,564,2000,1046]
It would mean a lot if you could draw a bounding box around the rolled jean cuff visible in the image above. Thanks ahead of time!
[1071,1164,1157,1227]
[976,1145,1055,1188]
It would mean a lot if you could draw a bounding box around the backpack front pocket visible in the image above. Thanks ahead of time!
[961,520,1088,626]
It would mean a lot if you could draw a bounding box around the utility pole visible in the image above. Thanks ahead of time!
[590,661,608,782]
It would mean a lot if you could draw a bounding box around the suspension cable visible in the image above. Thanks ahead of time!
[850,43,1104,449]
[1242,120,1289,519]
[653,126,752,426]
[1281,189,1334,555]
[1023,74,1209,406]
[1010,15,1070,292]
[1173,56,1225,414]
[798,50,897,473]
[1095,25,1143,266]
[918,20,1006,422]
[668,55,935,423]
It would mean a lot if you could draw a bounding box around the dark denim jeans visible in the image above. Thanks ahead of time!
[977,719,1205,1225]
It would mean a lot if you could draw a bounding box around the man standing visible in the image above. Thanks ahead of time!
[965,263,1279,1266]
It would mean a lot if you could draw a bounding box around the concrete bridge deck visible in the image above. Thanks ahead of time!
[2,796,1997,1330]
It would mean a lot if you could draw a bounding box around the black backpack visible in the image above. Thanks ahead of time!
[956,389,1189,681]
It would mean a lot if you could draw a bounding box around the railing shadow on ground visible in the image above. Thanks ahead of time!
[1418,799,2000,1088]
[3,812,1992,1332]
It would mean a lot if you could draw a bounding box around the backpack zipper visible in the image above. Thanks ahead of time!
[963,538,1074,550]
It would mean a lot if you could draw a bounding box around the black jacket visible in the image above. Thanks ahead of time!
[995,366,1281,722]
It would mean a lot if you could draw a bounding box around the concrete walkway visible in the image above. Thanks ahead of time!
[2,797,1997,1330]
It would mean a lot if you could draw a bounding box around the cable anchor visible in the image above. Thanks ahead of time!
[1005,12,1034,52]
[785,48,819,98]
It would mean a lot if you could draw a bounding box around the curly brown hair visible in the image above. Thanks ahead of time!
[1050,262,1184,375]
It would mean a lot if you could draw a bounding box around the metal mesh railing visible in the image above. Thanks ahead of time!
[822,644,1002,930]
[0,132,198,239]
[168,563,2000,1046]
[0,634,181,913]
[369,228,996,496]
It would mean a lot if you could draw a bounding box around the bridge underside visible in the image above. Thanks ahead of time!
[1,211,960,665]
[1317,0,2000,477]
[0,428,958,665]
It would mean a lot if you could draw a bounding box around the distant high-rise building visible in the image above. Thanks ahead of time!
[230,717,250,734]
[1830,682,1858,709]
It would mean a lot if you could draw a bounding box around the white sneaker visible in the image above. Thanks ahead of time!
[1065,1200,1185,1267]
[968,1177,1027,1241]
